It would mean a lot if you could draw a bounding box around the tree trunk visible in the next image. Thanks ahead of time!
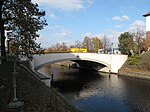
[0,2,6,63]
[0,22,6,63]
[139,49,140,55]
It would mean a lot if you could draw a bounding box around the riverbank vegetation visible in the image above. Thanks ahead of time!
[118,51,150,80]
[44,36,106,53]
[125,55,140,68]
[118,30,146,56]
[120,51,150,73]
[118,29,150,77]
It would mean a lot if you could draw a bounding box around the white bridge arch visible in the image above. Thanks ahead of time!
[30,53,128,73]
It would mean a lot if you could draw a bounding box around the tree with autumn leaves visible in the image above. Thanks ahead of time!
[45,36,105,53]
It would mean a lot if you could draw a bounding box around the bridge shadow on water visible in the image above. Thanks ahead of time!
[52,69,105,93]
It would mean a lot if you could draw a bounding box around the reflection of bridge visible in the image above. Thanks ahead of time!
[30,53,128,73]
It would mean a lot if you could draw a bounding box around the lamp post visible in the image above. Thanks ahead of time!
[111,42,113,54]
[7,54,24,111]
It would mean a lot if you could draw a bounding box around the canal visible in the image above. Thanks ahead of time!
[38,63,150,112]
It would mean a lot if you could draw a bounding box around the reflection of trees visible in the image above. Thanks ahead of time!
[77,74,123,99]
[53,69,105,98]
[39,65,126,101]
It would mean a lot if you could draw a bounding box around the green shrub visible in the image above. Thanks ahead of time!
[128,55,139,66]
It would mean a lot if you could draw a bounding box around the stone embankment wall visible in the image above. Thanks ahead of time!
[18,62,79,112]
[118,69,150,80]
[50,88,79,112]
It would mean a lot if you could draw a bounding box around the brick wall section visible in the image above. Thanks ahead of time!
[146,31,150,47]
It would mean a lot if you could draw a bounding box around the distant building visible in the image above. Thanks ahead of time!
[143,11,150,50]
[98,48,121,54]
[107,48,121,54]
[113,48,121,54]
[98,49,104,53]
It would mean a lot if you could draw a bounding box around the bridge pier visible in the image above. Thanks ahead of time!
[109,70,111,78]
[109,69,111,75]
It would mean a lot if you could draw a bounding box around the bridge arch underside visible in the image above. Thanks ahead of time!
[35,58,110,71]
[72,60,108,71]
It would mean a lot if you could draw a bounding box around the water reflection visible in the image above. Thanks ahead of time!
[119,77,150,112]
[39,64,150,112]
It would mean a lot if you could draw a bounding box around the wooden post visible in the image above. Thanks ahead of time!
[109,70,111,78]
[69,64,70,69]
[51,73,54,88]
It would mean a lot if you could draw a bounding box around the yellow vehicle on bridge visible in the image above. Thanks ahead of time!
[70,48,87,53]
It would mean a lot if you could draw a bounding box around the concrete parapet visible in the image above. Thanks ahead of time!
[19,64,79,112]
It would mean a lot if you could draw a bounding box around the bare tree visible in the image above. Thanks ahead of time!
[132,28,146,55]
[102,35,111,53]
[74,40,82,48]
[60,42,68,52]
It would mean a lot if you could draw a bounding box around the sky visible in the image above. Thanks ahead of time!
[32,0,150,48]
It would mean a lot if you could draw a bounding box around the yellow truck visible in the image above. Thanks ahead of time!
[70,48,87,52]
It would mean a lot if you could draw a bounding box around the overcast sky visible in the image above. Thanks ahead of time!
[32,0,150,48]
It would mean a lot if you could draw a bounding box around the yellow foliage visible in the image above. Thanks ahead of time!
[9,40,19,55]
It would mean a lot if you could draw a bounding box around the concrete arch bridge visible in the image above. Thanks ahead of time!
[30,53,128,73]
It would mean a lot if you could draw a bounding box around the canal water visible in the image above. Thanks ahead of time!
[38,64,150,112]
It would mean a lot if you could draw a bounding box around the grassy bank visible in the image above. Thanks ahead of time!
[0,61,79,112]
[119,51,150,80]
